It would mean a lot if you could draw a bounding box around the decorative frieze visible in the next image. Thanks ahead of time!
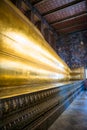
[0,81,84,130]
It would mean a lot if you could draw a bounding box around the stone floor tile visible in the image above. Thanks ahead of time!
[48,91,87,130]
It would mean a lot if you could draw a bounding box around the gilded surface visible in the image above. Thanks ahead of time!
[0,0,71,99]
[70,67,85,80]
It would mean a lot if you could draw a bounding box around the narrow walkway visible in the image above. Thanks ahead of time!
[48,91,87,130]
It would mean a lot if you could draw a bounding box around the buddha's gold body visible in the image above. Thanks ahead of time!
[0,0,73,99]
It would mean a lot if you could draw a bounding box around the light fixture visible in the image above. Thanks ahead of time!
[80,41,84,45]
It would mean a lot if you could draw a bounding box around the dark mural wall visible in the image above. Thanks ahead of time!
[56,30,87,68]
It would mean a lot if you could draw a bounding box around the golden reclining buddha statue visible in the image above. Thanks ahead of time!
[0,0,72,99]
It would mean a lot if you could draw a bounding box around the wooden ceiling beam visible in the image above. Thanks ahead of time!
[57,23,87,31]
[50,11,87,24]
[31,0,44,5]
[59,28,87,35]
[52,13,87,26]
[57,28,87,35]
[42,0,85,16]
[23,0,58,38]
[55,20,87,31]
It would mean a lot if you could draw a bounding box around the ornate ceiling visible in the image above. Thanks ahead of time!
[30,0,87,34]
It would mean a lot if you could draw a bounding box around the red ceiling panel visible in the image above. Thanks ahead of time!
[53,14,87,30]
[34,0,75,14]
[44,1,86,23]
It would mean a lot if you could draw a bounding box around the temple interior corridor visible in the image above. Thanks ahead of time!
[49,90,87,130]
[0,0,87,130]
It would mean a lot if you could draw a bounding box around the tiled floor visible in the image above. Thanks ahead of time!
[48,91,87,130]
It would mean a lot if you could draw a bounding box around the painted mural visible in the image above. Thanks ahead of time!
[56,30,87,68]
